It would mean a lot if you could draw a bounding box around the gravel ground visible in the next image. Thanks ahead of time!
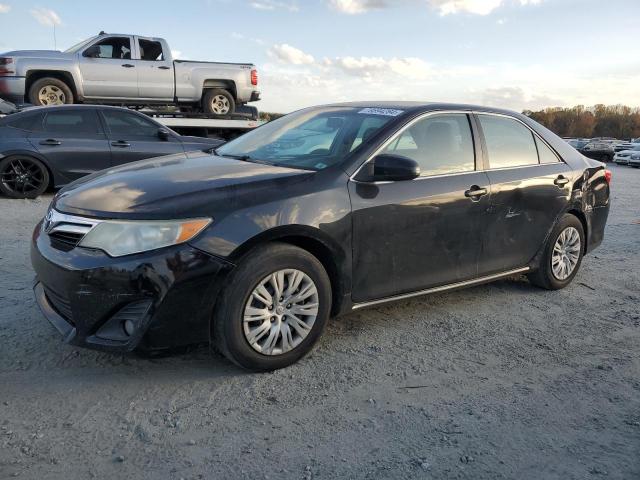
[0,164,638,480]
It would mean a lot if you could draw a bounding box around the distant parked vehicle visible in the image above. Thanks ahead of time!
[613,144,640,165]
[580,141,614,162]
[0,105,222,198]
[614,141,637,153]
[628,152,640,168]
[0,32,260,116]
[567,138,589,150]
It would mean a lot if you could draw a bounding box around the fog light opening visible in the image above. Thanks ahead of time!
[123,319,136,336]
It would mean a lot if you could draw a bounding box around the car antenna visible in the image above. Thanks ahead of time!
[99,31,106,35]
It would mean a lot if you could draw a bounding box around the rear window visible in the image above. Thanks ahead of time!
[3,114,39,131]
[478,114,539,169]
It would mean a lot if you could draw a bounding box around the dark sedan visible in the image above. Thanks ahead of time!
[0,105,222,198]
[30,102,611,371]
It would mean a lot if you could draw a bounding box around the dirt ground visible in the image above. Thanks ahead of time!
[0,164,638,480]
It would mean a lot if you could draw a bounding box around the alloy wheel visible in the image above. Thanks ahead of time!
[0,158,46,196]
[243,269,319,356]
[551,226,581,280]
[38,85,66,106]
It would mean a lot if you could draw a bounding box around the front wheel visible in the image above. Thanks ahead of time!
[202,88,235,116]
[213,243,331,371]
[0,156,49,199]
[528,214,585,290]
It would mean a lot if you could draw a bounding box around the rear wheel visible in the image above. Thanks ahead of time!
[528,214,585,290]
[28,77,74,106]
[202,88,235,116]
[213,243,331,371]
[0,156,49,199]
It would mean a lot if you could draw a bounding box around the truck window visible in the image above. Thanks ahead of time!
[89,37,131,59]
[139,39,164,61]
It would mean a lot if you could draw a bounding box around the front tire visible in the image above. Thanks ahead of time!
[202,88,235,116]
[528,214,585,290]
[0,156,49,199]
[28,77,74,106]
[213,243,331,371]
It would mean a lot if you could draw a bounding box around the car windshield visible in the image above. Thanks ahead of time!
[214,106,402,170]
[64,36,99,53]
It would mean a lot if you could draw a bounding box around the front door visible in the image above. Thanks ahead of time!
[475,113,573,274]
[350,112,491,303]
[135,37,174,100]
[99,109,185,165]
[78,36,138,98]
[28,108,111,180]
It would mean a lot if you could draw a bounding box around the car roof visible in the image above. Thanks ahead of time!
[320,101,523,117]
[15,104,139,114]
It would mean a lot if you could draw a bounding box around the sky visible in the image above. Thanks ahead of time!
[1,0,639,113]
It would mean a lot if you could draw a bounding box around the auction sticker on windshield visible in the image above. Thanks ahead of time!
[358,108,404,116]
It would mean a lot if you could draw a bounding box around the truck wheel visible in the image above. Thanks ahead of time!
[29,78,74,106]
[202,89,235,116]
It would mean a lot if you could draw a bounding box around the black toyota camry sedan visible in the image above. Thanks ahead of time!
[31,102,611,370]
[0,105,222,198]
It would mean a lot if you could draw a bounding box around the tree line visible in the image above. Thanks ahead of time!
[523,105,640,139]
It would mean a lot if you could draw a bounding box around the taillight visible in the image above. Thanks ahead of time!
[250,69,258,86]
[0,57,14,75]
[604,169,612,184]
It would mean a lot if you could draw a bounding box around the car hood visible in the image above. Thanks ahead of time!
[53,151,315,219]
[3,49,72,59]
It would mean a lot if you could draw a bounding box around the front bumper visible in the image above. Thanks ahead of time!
[0,76,26,104]
[613,156,629,165]
[31,220,234,353]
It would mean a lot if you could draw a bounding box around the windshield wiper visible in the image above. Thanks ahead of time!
[213,150,274,166]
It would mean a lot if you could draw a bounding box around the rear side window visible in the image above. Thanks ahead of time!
[36,110,102,135]
[478,115,538,168]
[101,110,159,137]
[535,136,560,163]
[139,39,164,61]
[383,113,475,176]
[4,114,39,131]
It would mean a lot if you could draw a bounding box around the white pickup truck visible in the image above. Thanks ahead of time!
[0,32,260,116]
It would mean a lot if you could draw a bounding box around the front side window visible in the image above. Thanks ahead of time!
[139,39,164,61]
[382,113,475,176]
[102,110,159,137]
[215,107,398,171]
[36,110,102,135]
[479,115,539,169]
[87,37,131,59]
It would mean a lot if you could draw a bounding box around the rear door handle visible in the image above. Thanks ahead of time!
[111,140,131,147]
[122,64,135,68]
[39,139,61,146]
[158,66,171,70]
[464,185,488,200]
[554,175,569,187]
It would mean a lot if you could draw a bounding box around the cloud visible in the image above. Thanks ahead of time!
[327,0,390,14]
[171,50,182,59]
[30,7,61,26]
[268,44,315,65]
[334,56,431,79]
[481,86,562,110]
[0,4,11,13]
[249,0,298,11]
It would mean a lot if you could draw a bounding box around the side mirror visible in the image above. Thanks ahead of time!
[83,45,101,58]
[356,153,420,182]
[158,128,170,141]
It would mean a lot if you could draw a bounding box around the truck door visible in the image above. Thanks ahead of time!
[134,37,174,100]
[78,36,138,98]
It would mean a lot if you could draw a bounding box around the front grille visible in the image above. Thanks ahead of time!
[43,286,74,324]
[43,209,97,252]
[49,231,84,250]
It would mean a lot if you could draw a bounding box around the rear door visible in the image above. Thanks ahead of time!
[28,108,111,180]
[349,112,491,302]
[475,113,572,275]
[134,37,174,100]
[78,35,138,98]
[99,109,185,165]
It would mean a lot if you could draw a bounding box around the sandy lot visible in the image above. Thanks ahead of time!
[0,164,638,480]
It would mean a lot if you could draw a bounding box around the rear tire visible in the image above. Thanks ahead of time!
[0,156,49,199]
[28,77,74,106]
[528,214,585,290]
[213,243,331,371]
[202,88,235,116]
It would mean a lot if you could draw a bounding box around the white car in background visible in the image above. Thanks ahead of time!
[613,144,640,165]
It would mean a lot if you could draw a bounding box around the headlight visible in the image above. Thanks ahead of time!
[79,218,211,257]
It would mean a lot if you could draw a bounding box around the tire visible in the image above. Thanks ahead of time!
[213,242,332,371]
[0,156,49,199]
[202,88,235,116]
[528,214,585,290]
[28,77,74,106]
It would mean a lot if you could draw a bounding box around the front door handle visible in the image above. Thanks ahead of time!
[122,64,135,68]
[111,140,131,147]
[554,175,570,187]
[158,66,171,70]
[39,139,61,146]
[464,185,488,200]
